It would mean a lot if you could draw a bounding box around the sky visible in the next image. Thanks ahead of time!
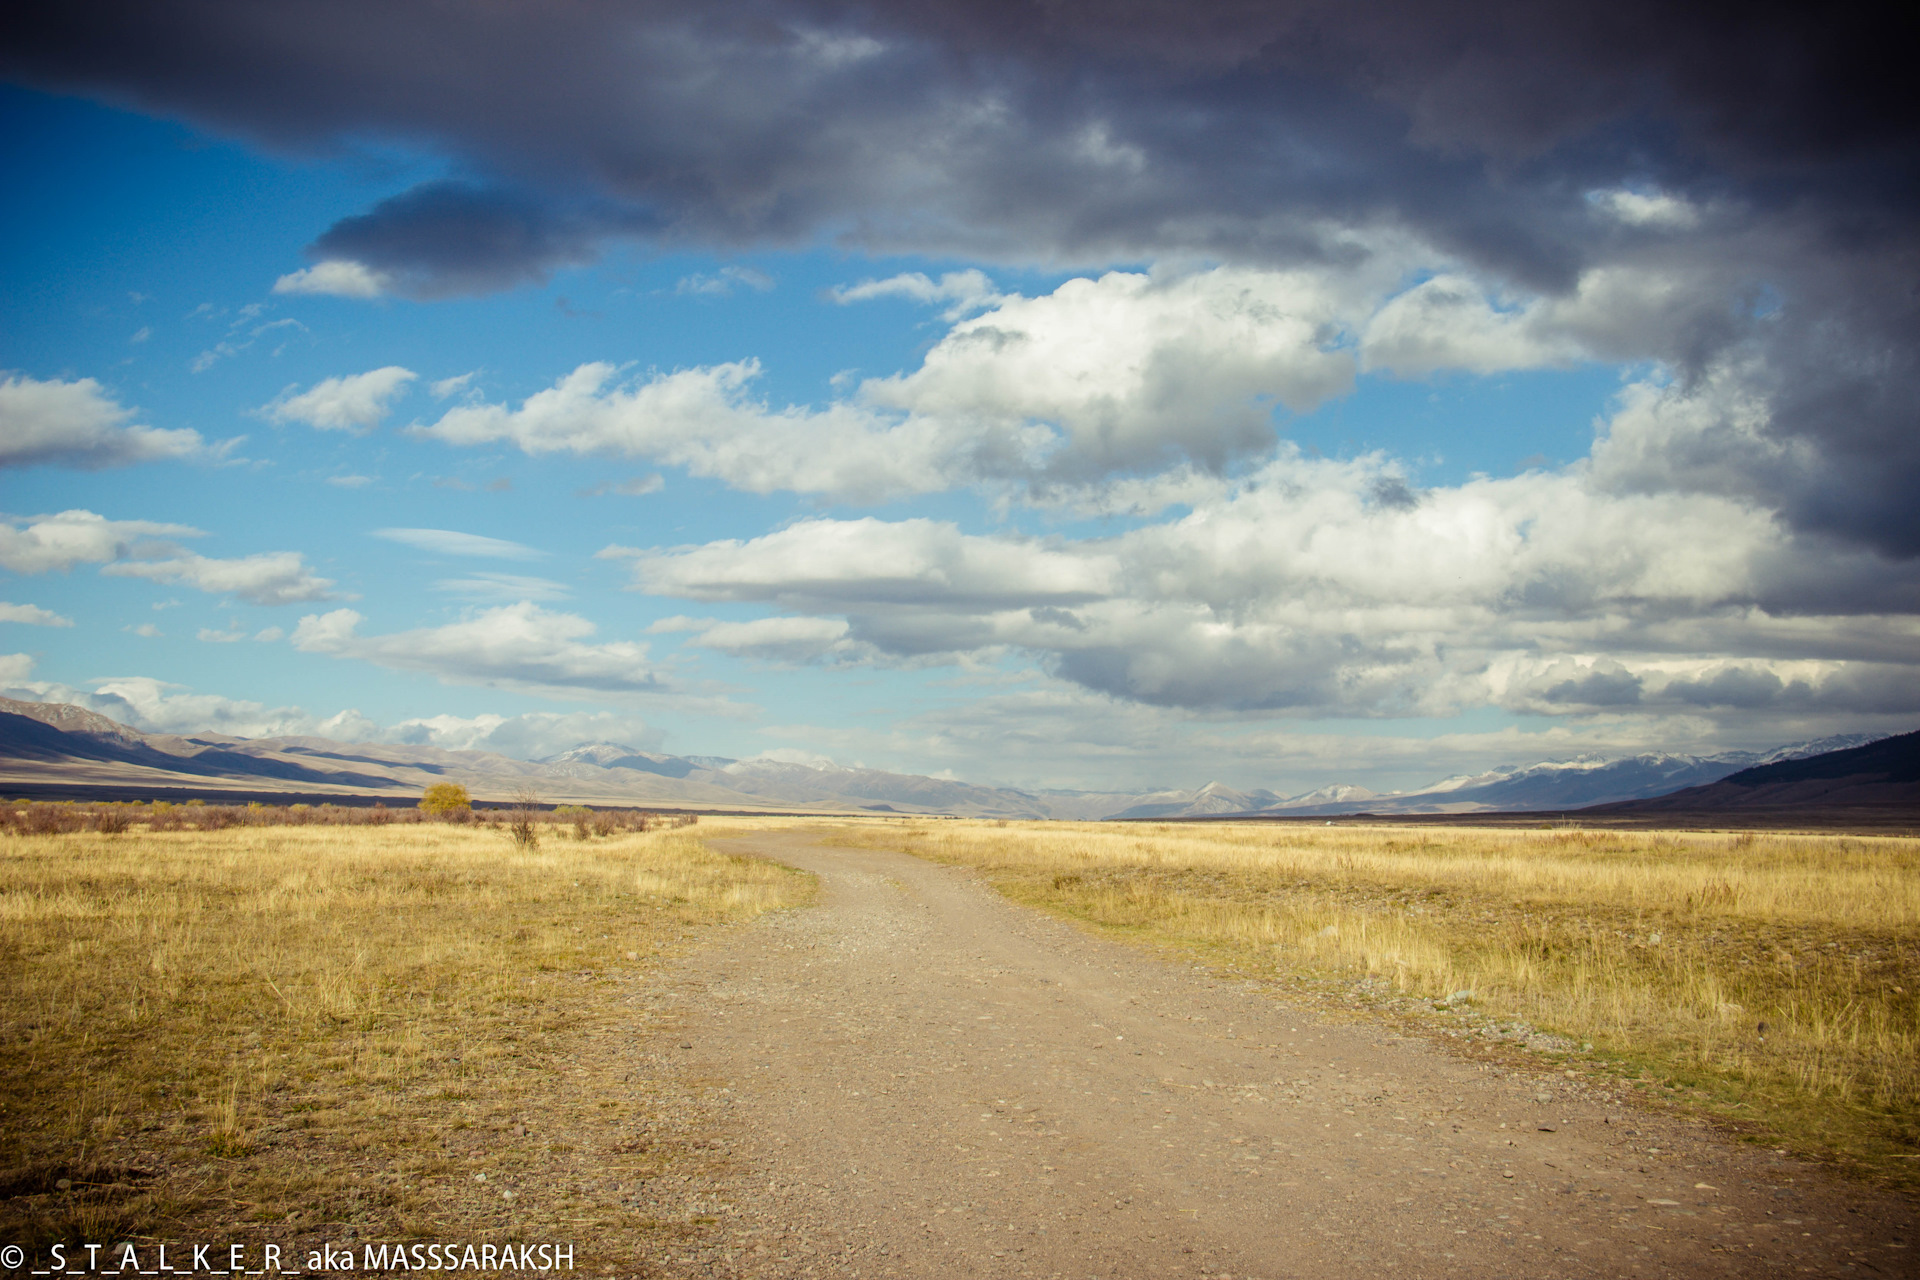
[2,1,1916,796]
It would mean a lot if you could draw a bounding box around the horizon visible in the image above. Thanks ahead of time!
[5,4,1918,797]
[1,689,1897,808]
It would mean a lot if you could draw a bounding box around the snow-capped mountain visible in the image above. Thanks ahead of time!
[0,693,1900,819]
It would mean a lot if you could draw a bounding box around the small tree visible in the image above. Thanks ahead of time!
[420,782,472,817]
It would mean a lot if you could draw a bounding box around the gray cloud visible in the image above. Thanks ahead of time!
[305,181,656,299]
[6,2,1916,552]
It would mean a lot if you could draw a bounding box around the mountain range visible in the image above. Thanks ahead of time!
[0,694,1902,819]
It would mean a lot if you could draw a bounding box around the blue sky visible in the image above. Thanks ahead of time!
[3,7,1916,794]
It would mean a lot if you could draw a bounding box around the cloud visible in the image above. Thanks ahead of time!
[420,360,952,504]
[578,474,664,497]
[620,448,1920,719]
[0,602,74,626]
[326,474,375,488]
[272,260,393,298]
[419,265,1362,499]
[300,180,641,299]
[267,366,416,430]
[0,374,203,468]
[625,517,1115,612]
[197,626,248,643]
[687,615,860,664]
[0,657,662,759]
[432,572,572,603]
[189,316,306,373]
[861,266,1358,481]
[383,709,659,758]
[372,527,544,560]
[675,265,774,296]
[290,602,667,697]
[1,667,335,739]
[103,551,338,605]
[0,510,199,574]
[15,0,1916,553]
[429,372,476,398]
[829,269,1005,318]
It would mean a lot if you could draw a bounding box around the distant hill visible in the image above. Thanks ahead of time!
[1592,730,1920,813]
[0,696,1135,816]
[1,692,1907,820]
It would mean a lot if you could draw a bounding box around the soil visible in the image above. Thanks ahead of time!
[623,829,1915,1278]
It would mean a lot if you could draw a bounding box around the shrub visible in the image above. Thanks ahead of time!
[506,788,541,852]
[22,803,84,836]
[420,782,473,818]
[554,804,594,840]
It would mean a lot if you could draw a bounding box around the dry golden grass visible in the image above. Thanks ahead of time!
[842,819,1920,1187]
[0,821,809,1263]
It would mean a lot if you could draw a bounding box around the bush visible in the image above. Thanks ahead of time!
[506,788,541,852]
[420,782,473,818]
[554,804,594,840]
[22,804,84,836]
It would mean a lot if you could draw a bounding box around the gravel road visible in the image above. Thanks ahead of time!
[636,829,1915,1278]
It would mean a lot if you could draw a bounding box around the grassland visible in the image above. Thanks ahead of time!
[0,817,810,1265]
[844,819,1920,1189]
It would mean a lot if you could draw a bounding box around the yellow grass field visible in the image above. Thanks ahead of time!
[843,818,1920,1189]
[0,818,810,1263]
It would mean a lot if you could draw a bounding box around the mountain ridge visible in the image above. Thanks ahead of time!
[0,695,1903,819]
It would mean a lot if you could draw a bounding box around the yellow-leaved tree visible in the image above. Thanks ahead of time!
[419,782,472,816]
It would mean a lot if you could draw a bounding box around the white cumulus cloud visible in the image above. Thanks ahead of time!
[0,602,74,626]
[290,602,668,698]
[267,367,417,431]
[617,446,1920,723]
[0,374,204,469]
[103,551,339,606]
[272,260,393,298]
[0,510,200,574]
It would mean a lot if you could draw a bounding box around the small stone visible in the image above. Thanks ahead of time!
[1537,1125,1556,1133]
[681,1042,693,1049]
[1534,1092,1554,1104]
[55,1177,72,1190]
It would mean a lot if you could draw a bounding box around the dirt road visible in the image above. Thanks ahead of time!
[635,829,1914,1278]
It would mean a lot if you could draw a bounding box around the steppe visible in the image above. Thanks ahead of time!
[3,810,1915,1277]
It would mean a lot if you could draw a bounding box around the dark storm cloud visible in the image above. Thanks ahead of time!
[7,0,1916,549]
[12,2,1911,270]
[307,181,659,298]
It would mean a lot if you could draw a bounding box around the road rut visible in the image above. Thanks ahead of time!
[638,829,1914,1278]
